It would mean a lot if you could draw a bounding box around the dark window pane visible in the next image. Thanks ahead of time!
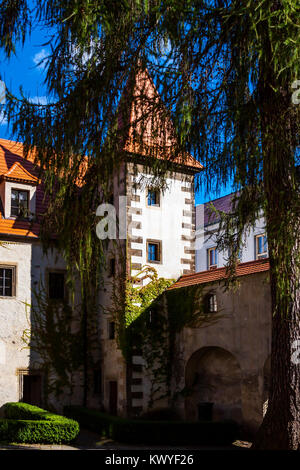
[93,369,102,395]
[148,190,159,206]
[148,243,156,261]
[109,259,115,277]
[204,293,217,313]
[11,189,29,217]
[23,375,42,407]
[109,321,115,339]
[0,267,13,296]
[5,286,12,296]
[48,272,65,300]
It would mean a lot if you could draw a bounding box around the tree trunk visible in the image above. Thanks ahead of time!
[252,38,300,449]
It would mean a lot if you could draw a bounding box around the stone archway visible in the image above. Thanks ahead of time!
[185,346,242,422]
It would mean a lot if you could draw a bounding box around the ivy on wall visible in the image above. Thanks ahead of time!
[107,264,221,408]
[22,283,99,409]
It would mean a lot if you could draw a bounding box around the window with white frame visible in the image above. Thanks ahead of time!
[11,188,29,217]
[255,234,268,259]
[207,247,218,270]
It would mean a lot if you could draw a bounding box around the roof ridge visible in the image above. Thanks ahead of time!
[169,258,269,290]
[199,191,236,206]
[3,161,38,180]
[177,258,269,281]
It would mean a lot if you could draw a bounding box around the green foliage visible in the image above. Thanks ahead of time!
[107,265,174,359]
[22,286,86,404]
[64,405,238,445]
[1,0,299,448]
[108,265,222,407]
[0,402,79,444]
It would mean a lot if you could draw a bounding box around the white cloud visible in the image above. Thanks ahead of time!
[33,49,48,70]
[29,96,48,105]
[0,109,7,126]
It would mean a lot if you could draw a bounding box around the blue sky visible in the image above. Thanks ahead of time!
[0,22,51,133]
[0,24,232,205]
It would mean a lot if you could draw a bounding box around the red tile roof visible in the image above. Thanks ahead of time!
[118,69,202,173]
[1,161,39,184]
[168,259,270,290]
[0,138,43,238]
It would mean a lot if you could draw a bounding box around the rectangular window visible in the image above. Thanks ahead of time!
[23,375,42,407]
[18,369,43,407]
[108,321,115,340]
[48,271,65,300]
[109,380,118,415]
[93,369,102,395]
[108,258,115,277]
[0,266,16,297]
[204,293,218,313]
[207,247,218,270]
[147,240,161,263]
[255,234,268,259]
[147,189,160,207]
[11,189,29,217]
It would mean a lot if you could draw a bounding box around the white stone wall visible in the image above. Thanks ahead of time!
[98,162,196,416]
[128,166,195,281]
[196,205,268,272]
[0,240,67,410]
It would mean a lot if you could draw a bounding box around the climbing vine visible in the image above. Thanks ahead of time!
[107,264,222,408]
[22,286,86,409]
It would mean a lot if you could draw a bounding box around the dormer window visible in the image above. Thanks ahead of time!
[11,189,29,218]
[0,161,38,219]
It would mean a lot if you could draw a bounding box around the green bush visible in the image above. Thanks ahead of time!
[0,402,80,444]
[64,406,238,445]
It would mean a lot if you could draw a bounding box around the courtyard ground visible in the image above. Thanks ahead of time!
[0,428,252,450]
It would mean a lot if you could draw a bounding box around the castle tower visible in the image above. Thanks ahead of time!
[97,69,202,416]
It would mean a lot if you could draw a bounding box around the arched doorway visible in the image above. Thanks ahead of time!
[185,347,242,422]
